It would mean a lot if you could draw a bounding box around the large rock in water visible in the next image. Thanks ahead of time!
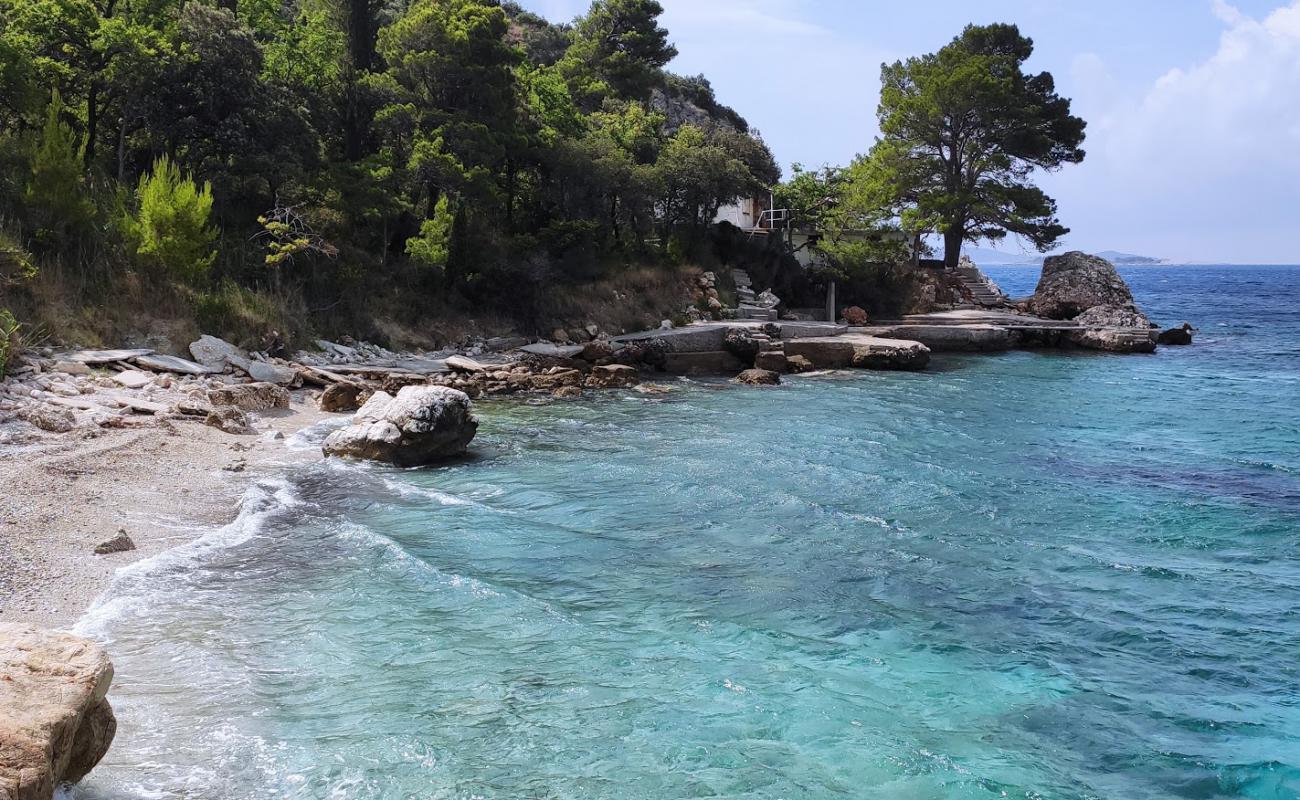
[1068,305,1158,353]
[0,624,116,800]
[1031,252,1139,320]
[323,386,478,467]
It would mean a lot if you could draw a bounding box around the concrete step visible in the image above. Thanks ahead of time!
[737,306,779,321]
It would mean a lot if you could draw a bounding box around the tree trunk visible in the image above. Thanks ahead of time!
[85,83,99,167]
[348,0,374,72]
[116,115,127,181]
[943,226,963,269]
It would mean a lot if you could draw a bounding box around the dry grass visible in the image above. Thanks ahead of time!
[538,264,701,335]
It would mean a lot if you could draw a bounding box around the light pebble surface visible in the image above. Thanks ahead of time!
[0,393,332,629]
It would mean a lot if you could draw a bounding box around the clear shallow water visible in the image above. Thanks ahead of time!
[72,266,1300,800]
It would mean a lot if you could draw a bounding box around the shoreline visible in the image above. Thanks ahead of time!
[0,394,333,629]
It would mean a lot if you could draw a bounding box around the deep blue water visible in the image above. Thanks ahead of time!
[73,266,1300,799]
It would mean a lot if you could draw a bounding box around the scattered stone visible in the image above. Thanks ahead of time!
[189,335,250,372]
[245,361,297,385]
[63,348,153,365]
[735,368,781,386]
[173,397,213,417]
[786,354,815,373]
[51,361,92,376]
[754,290,781,310]
[580,340,613,362]
[130,353,214,376]
[319,382,370,413]
[222,460,247,473]
[585,364,640,389]
[18,404,77,433]
[323,386,478,467]
[551,328,571,343]
[93,529,136,555]
[205,406,255,436]
[0,623,117,799]
[446,356,489,374]
[207,382,290,412]
[1158,323,1195,346]
[484,336,528,352]
[112,370,153,390]
[552,386,584,399]
[754,351,789,372]
[261,431,285,442]
[634,383,676,395]
[842,306,870,326]
[520,343,585,359]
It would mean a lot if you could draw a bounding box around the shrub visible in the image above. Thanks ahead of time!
[122,155,217,284]
[194,279,290,345]
[0,308,21,379]
[405,196,453,272]
[24,90,95,250]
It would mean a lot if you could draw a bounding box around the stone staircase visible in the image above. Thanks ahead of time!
[956,264,1007,308]
[733,269,778,321]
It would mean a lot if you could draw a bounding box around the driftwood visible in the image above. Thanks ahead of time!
[295,364,367,388]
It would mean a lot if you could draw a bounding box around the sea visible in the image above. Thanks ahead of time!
[68,265,1300,800]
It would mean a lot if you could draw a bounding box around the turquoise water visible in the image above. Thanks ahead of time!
[73,266,1300,799]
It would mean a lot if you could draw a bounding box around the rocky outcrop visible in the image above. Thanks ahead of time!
[323,386,478,467]
[1028,252,1165,354]
[1031,252,1139,320]
[1068,305,1158,353]
[0,624,116,800]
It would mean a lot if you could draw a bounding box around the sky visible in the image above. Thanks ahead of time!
[529,0,1300,263]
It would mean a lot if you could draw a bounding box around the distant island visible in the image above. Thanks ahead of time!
[964,246,1166,266]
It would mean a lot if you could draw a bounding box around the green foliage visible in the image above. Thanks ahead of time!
[193,279,288,344]
[405,196,453,271]
[0,0,783,334]
[122,155,217,283]
[564,0,677,104]
[866,23,1086,266]
[0,308,22,379]
[25,90,95,248]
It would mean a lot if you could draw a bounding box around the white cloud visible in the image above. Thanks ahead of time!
[1051,0,1300,262]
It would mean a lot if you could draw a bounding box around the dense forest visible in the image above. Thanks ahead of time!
[0,0,780,349]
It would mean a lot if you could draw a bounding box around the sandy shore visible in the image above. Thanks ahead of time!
[0,394,333,629]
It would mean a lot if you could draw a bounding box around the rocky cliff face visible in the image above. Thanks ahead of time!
[0,624,116,800]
